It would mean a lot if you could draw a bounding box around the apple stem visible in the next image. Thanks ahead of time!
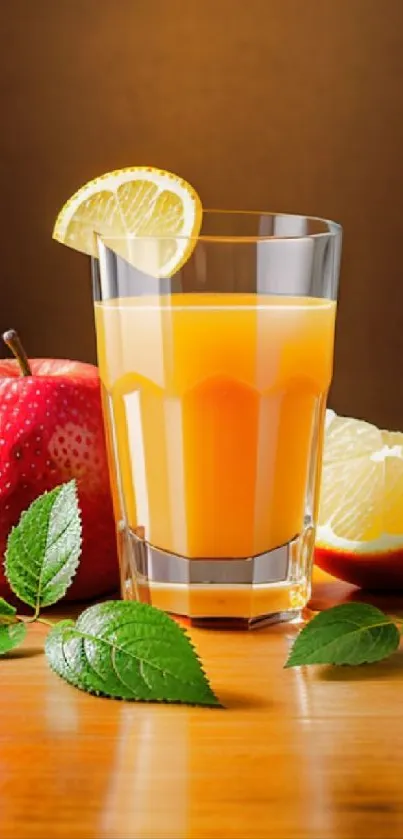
[2,329,32,376]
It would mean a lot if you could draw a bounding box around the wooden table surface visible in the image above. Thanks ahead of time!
[2,572,403,839]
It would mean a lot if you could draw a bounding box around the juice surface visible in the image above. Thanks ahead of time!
[95,294,336,559]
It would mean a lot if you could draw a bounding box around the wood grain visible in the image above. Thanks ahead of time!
[1,578,403,839]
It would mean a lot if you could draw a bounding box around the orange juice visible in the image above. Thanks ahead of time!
[95,294,336,619]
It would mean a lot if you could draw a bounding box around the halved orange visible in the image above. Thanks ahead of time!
[315,410,403,589]
[53,166,202,277]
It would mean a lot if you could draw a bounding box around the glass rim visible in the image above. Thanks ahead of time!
[97,208,342,244]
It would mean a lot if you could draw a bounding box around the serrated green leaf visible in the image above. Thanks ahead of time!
[0,598,17,618]
[45,601,221,706]
[285,603,400,667]
[5,481,82,612]
[0,621,26,655]
[44,620,86,688]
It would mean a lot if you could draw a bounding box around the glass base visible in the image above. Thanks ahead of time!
[118,525,314,628]
[188,609,302,631]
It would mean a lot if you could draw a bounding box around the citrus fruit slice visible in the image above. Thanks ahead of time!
[52,166,202,277]
[315,410,403,589]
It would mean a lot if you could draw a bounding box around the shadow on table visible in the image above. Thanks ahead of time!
[217,689,272,710]
[3,646,44,660]
[317,648,403,682]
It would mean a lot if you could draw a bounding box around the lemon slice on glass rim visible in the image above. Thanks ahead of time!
[52,166,202,277]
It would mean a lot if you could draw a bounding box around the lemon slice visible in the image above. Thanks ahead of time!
[317,410,403,552]
[52,166,202,277]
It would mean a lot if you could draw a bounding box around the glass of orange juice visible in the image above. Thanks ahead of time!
[93,211,341,628]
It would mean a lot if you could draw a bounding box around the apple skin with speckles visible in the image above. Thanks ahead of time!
[0,358,119,601]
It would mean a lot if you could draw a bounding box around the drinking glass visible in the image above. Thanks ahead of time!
[93,211,341,628]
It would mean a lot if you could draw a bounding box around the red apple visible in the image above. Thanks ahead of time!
[0,331,119,601]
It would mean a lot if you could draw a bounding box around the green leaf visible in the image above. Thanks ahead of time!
[5,481,82,612]
[0,621,26,655]
[45,600,221,706]
[0,597,17,618]
[285,603,400,667]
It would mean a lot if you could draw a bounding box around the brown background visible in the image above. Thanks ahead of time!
[1,0,403,428]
